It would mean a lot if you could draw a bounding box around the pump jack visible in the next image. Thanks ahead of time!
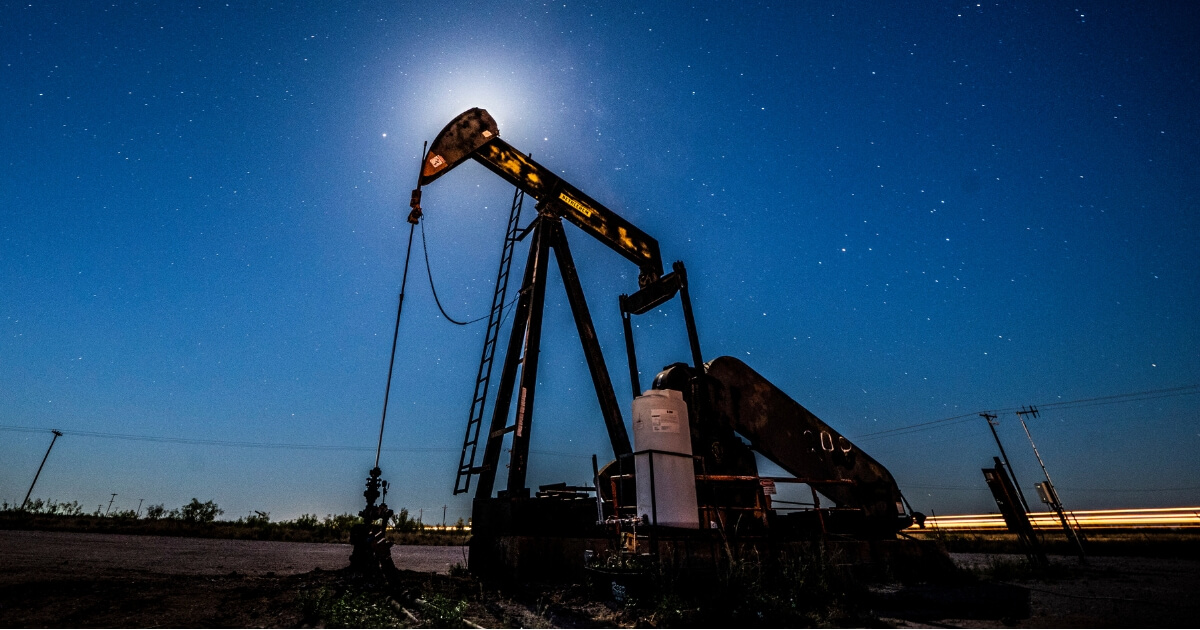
[412,109,936,580]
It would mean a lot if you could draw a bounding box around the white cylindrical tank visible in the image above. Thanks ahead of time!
[632,388,699,528]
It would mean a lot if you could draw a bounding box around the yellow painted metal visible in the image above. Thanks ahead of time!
[419,109,663,285]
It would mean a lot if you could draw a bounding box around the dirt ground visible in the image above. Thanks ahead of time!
[2,529,1198,627]
[0,530,465,627]
[884,552,1200,628]
[0,529,466,579]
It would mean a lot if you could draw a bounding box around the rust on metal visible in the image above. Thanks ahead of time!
[418,108,663,285]
[420,107,499,185]
[704,356,908,532]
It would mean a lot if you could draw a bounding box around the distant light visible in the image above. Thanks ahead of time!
[382,133,387,137]
[919,507,1200,531]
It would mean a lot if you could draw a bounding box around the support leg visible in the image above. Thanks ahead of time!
[549,221,633,457]
[675,262,705,371]
[475,219,543,499]
[619,300,641,399]
[505,218,553,494]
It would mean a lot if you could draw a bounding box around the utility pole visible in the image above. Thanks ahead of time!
[442,504,448,528]
[981,413,1032,513]
[106,493,117,516]
[136,499,144,518]
[22,430,64,510]
[1016,405,1087,560]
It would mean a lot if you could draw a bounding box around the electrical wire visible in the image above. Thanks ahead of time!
[419,218,473,326]
[419,218,527,326]
[0,424,591,461]
[0,424,451,452]
[1036,384,1200,410]
[854,412,980,440]
[852,384,1200,441]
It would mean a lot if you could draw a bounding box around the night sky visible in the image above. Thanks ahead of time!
[3,1,1198,524]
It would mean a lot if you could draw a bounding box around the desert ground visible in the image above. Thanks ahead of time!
[2,529,1197,627]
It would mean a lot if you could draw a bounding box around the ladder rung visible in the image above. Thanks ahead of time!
[456,185,522,487]
[490,425,516,438]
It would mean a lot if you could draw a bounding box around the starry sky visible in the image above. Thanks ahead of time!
[3,1,1198,524]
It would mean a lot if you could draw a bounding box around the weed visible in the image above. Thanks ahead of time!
[968,555,1080,582]
[648,591,698,627]
[616,543,872,627]
[299,586,403,628]
[973,555,1037,581]
[420,593,468,628]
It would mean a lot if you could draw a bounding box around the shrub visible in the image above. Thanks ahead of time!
[51,500,85,516]
[323,513,359,533]
[289,513,320,529]
[179,498,223,524]
[9,499,84,516]
[392,508,419,532]
[240,511,271,527]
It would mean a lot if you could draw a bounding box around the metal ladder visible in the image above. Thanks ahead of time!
[453,186,526,494]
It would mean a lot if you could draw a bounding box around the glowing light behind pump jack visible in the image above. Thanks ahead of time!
[407,62,551,144]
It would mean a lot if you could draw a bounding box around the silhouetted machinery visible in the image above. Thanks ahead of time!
[412,109,929,579]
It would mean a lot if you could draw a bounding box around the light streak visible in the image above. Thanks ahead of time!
[919,507,1200,531]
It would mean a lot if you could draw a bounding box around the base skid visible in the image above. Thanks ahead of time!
[467,497,953,584]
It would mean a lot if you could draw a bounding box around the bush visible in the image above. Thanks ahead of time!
[239,511,271,527]
[392,508,419,532]
[179,498,223,524]
[290,513,320,529]
[6,499,86,516]
[323,513,359,533]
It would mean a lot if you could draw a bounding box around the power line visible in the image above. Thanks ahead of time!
[0,424,451,453]
[0,424,591,461]
[1036,384,1200,410]
[6,384,1193,461]
[854,413,980,441]
[852,384,1200,442]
